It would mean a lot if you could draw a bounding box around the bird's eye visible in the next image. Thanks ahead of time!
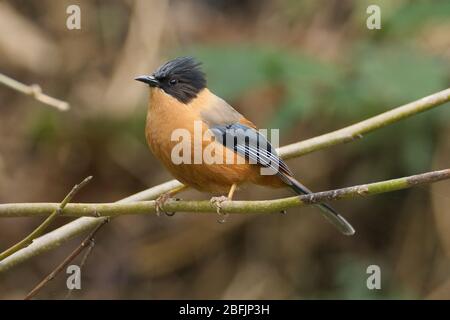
[169,79,178,86]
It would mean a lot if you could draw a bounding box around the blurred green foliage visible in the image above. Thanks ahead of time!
[186,43,448,127]
[385,1,450,36]
[187,45,340,128]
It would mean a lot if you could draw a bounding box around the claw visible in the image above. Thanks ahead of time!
[210,196,229,223]
[155,193,176,217]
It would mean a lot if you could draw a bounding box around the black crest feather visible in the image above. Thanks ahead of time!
[153,57,206,104]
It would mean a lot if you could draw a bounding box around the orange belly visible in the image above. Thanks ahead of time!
[147,122,283,193]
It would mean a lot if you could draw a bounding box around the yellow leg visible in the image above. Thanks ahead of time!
[227,183,237,200]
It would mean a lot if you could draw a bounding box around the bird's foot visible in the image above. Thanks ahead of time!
[155,193,178,217]
[210,196,229,223]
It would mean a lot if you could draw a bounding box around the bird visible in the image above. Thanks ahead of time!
[135,56,355,235]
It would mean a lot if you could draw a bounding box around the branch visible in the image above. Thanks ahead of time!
[0,73,70,111]
[0,88,449,272]
[0,176,92,261]
[0,169,448,218]
[0,180,180,272]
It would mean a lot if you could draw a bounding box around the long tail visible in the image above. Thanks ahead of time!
[285,175,355,236]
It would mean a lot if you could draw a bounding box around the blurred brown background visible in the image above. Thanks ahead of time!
[0,0,449,299]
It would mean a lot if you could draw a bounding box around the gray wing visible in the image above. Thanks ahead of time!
[209,123,293,182]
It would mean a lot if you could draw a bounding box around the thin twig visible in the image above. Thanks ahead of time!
[0,176,92,261]
[0,88,449,272]
[24,218,108,300]
[0,169,448,218]
[0,73,70,111]
[64,238,95,300]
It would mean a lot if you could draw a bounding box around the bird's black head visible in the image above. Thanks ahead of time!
[135,56,207,104]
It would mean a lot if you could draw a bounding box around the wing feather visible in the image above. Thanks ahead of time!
[209,123,293,180]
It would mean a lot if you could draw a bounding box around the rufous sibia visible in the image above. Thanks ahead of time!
[136,57,354,235]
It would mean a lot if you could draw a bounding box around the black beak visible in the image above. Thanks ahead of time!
[134,75,159,87]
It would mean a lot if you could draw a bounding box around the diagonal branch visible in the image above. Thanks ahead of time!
[0,176,92,261]
[278,88,450,159]
[0,88,449,272]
